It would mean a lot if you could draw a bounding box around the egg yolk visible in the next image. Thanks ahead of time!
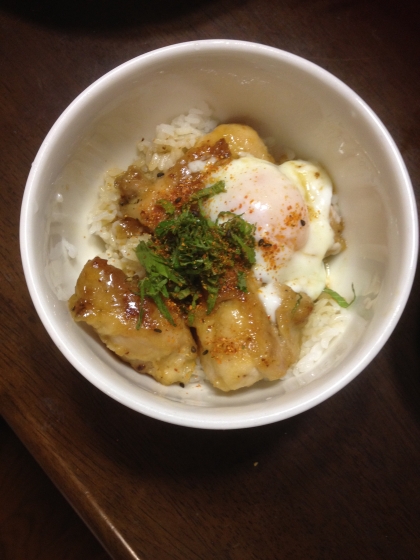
[203,156,310,284]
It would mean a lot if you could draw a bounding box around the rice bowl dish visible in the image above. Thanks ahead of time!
[66,105,355,393]
[20,40,418,428]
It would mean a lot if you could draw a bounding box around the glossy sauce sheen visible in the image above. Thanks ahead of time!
[69,257,197,385]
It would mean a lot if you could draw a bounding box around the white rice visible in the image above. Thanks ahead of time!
[288,297,351,379]
[88,106,351,383]
[135,104,218,174]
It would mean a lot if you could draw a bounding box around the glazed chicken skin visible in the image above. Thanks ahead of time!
[193,276,313,392]
[69,257,197,385]
[194,123,274,162]
[116,124,273,232]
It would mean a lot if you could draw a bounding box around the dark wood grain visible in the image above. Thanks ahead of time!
[0,417,111,560]
[1,0,419,559]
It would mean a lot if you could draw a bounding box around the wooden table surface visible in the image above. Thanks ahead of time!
[1,0,419,558]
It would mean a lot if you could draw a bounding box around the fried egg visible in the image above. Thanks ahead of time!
[203,156,336,318]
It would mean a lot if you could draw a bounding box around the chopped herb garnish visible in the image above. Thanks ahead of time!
[157,199,176,215]
[323,284,356,308]
[237,270,248,292]
[135,181,256,326]
[189,180,226,203]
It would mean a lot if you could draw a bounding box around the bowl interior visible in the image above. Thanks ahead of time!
[21,40,417,428]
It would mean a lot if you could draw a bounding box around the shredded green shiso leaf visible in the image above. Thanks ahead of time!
[135,181,257,326]
[322,284,356,308]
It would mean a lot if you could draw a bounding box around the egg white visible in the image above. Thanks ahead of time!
[275,159,335,299]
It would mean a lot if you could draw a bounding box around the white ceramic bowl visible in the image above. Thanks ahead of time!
[20,40,418,429]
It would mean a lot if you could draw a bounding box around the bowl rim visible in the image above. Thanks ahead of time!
[20,39,419,429]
